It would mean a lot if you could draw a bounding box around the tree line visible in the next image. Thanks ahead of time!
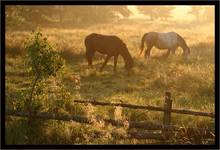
[6,6,131,30]
[6,6,214,30]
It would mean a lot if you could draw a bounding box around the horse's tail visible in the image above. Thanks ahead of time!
[139,33,148,56]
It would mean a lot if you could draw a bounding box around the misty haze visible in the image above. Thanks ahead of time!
[5,5,215,145]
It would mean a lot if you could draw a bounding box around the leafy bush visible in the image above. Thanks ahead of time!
[10,29,67,144]
[23,29,65,112]
[25,30,64,79]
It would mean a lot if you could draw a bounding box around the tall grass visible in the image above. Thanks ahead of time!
[5,21,215,144]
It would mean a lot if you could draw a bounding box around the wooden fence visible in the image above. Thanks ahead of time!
[6,92,215,143]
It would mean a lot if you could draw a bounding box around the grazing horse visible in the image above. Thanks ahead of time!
[139,32,190,60]
[85,33,134,72]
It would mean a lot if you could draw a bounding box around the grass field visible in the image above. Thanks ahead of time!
[5,20,215,144]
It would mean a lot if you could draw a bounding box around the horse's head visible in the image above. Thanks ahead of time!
[186,46,190,55]
[124,58,134,72]
[119,42,134,72]
[179,35,190,56]
[183,46,190,56]
[182,46,190,61]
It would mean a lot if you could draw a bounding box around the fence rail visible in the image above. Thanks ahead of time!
[6,109,161,130]
[6,109,214,140]
[73,100,214,118]
[6,92,215,142]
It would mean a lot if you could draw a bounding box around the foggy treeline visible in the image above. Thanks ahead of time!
[138,6,175,21]
[6,6,130,30]
[6,5,214,30]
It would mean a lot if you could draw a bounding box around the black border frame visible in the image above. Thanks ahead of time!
[1,0,219,149]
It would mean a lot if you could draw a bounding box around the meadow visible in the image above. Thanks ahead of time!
[5,20,215,144]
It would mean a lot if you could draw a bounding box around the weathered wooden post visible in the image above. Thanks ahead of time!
[163,91,172,141]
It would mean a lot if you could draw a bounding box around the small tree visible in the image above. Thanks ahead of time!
[23,30,66,144]
[24,30,64,111]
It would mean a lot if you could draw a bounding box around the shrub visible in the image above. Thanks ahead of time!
[24,29,65,112]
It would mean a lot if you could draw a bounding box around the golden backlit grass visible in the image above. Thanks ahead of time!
[5,20,215,144]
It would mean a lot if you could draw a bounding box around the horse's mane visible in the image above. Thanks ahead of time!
[176,33,190,54]
[176,33,187,47]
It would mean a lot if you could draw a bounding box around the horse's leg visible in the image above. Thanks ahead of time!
[164,47,177,59]
[171,46,177,55]
[164,49,171,58]
[171,49,175,55]
[145,45,153,60]
[100,55,111,72]
[86,47,94,68]
[114,55,119,73]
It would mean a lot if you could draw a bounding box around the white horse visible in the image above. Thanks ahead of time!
[139,32,190,59]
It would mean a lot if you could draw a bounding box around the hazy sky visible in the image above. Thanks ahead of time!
[127,6,193,21]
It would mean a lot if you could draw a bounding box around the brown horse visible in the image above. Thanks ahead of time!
[85,33,134,73]
[139,32,190,60]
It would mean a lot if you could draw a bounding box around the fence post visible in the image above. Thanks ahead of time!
[163,91,172,140]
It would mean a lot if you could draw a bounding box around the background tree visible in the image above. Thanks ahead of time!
[137,6,175,21]
[203,6,214,22]
[188,6,203,22]
[157,6,175,21]
[6,6,25,28]
[5,5,132,30]
[188,6,214,23]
